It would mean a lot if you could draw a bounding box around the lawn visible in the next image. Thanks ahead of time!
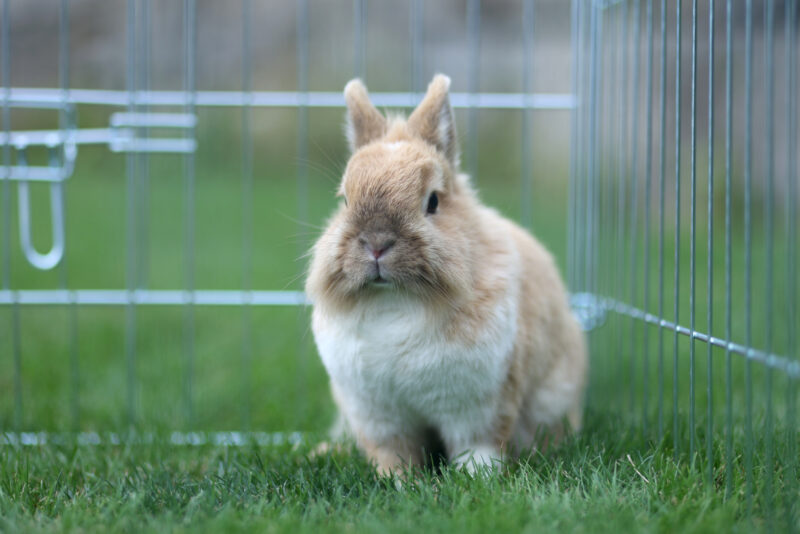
[0,410,780,533]
[1,106,797,531]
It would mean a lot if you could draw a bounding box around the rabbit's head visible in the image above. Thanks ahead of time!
[307,75,477,308]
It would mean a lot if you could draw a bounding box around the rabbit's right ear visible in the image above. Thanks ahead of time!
[344,79,387,152]
[407,74,459,167]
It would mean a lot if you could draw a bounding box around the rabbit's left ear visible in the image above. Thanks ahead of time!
[407,74,459,167]
[344,79,387,152]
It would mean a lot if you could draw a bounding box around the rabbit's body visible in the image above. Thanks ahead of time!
[307,75,586,474]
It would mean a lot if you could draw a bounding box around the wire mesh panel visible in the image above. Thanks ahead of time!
[0,1,576,436]
[571,0,798,523]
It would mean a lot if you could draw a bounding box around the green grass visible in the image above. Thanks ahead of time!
[0,410,789,533]
[1,108,798,531]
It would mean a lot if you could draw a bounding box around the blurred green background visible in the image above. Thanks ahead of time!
[0,103,574,432]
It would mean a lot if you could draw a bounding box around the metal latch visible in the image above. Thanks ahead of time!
[1,95,196,271]
[0,99,76,270]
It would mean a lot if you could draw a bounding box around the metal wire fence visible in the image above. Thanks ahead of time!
[571,0,798,521]
[0,0,574,432]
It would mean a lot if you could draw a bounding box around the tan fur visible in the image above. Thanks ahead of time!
[307,74,587,475]
[407,75,459,165]
[344,80,387,152]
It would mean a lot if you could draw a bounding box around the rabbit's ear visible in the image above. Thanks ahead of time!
[344,79,387,152]
[407,74,459,167]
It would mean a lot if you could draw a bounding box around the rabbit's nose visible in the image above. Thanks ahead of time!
[361,234,396,260]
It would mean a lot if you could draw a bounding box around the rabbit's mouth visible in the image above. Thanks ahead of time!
[369,265,391,287]
[371,276,390,286]
[363,257,392,286]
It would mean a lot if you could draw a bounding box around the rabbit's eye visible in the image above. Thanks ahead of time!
[426,192,438,215]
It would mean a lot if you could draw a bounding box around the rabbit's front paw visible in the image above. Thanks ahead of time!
[451,445,503,475]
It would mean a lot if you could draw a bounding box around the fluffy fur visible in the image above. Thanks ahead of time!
[306,74,587,475]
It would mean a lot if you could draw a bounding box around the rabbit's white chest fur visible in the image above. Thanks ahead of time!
[312,286,518,444]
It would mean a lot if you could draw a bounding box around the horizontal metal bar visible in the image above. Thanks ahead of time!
[0,94,71,109]
[0,165,70,182]
[586,293,800,379]
[1,127,193,155]
[0,430,303,447]
[0,289,309,306]
[4,88,576,110]
[110,112,197,128]
[0,129,76,147]
[109,137,196,153]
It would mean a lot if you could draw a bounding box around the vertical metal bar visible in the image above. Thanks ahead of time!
[688,0,697,463]
[588,0,595,298]
[1,0,22,431]
[606,4,616,358]
[763,0,775,521]
[578,0,587,293]
[410,0,423,95]
[672,0,682,460]
[593,0,605,408]
[58,1,70,304]
[593,0,602,303]
[0,0,8,293]
[615,0,628,410]
[657,0,666,441]
[467,0,480,181]
[628,0,642,413]
[182,0,196,428]
[296,0,310,428]
[568,0,580,291]
[578,0,590,295]
[572,0,587,295]
[743,0,754,513]
[571,0,591,292]
[137,0,150,289]
[600,1,609,360]
[59,0,79,432]
[587,0,597,399]
[585,0,592,299]
[785,0,798,523]
[705,0,714,485]
[599,3,608,298]
[125,0,138,428]
[592,5,603,303]
[723,0,733,500]
[605,3,618,318]
[615,1,628,411]
[587,0,600,303]
[241,0,253,431]
[642,0,654,437]
[573,1,582,294]
[353,0,365,79]
[610,3,618,304]
[296,0,309,234]
[594,2,605,408]
[520,0,534,231]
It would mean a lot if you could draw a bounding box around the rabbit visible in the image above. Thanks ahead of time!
[306,74,587,475]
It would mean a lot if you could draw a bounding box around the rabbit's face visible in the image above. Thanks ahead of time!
[307,75,473,307]
[334,139,461,296]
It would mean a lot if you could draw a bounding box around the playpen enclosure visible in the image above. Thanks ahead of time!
[1,0,799,506]
[0,0,578,432]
